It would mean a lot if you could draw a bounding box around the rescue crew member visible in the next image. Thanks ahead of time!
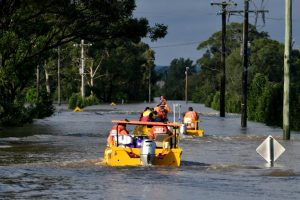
[154,98,170,122]
[107,124,129,146]
[183,107,199,130]
[149,125,172,140]
[139,107,152,122]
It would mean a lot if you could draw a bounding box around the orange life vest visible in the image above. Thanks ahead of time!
[183,111,199,129]
[154,104,170,120]
[149,125,170,139]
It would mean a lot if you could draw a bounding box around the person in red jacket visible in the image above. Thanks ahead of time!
[107,124,129,146]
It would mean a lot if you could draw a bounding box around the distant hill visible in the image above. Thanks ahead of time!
[155,64,201,73]
[154,65,168,72]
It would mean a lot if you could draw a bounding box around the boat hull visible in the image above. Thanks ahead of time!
[186,129,204,137]
[104,146,182,167]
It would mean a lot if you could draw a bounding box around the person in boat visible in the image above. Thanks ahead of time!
[149,125,173,140]
[107,124,129,146]
[151,110,158,121]
[154,97,170,122]
[139,107,153,122]
[183,107,199,130]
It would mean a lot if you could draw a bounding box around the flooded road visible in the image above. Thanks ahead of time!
[1,101,300,200]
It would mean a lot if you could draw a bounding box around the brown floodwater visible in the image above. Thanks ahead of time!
[1,101,300,200]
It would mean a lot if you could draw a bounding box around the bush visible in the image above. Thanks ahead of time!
[68,93,83,109]
[69,94,100,109]
[226,92,241,113]
[211,92,220,110]
[83,95,100,107]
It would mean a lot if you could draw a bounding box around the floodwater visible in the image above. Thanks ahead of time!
[0,101,300,200]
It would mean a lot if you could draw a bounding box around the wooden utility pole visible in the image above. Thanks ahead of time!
[57,46,61,105]
[231,1,268,128]
[211,1,237,117]
[220,2,226,117]
[283,0,292,140]
[36,65,40,99]
[241,0,249,128]
[185,67,189,104]
[74,40,92,99]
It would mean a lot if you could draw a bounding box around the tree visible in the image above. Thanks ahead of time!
[195,23,269,109]
[194,22,300,130]
[0,0,167,126]
[163,58,195,100]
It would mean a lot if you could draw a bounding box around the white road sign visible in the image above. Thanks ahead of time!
[256,135,285,163]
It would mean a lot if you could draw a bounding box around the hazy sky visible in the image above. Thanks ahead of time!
[134,0,300,66]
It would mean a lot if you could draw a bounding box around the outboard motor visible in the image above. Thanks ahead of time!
[140,139,156,166]
[179,124,187,135]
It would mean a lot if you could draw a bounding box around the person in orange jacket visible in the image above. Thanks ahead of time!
[149,125,172,140]
[107,124,129,146]
[183,107,199,130]
[154,98,170,122]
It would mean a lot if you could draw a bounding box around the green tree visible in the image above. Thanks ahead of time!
[195,23,269,109]
[194,22,300,130]
[163,58,196,100]
[0,0,167,126]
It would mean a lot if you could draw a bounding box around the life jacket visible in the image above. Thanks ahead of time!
[154,104,170,120]
[140,109,151,122]
[183,111,199,129]
[107,125,128,146]
[149,125,169,139]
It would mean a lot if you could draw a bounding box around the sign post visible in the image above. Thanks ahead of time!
[256,135,285,167]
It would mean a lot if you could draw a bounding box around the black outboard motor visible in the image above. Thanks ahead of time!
[140,139,156,165]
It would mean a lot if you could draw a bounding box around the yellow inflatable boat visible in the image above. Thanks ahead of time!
[103,120,182,167]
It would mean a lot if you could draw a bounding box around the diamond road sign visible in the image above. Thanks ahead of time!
[256,135,285,163]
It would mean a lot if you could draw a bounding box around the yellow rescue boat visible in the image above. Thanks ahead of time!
[179,121,204,137]
[185,124,204,137]
[103,120,182,167]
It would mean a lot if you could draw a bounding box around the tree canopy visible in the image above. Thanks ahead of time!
[193,22,300,130]
[0,0,167,126]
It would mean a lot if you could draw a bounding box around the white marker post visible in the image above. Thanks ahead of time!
[256,135,286,167]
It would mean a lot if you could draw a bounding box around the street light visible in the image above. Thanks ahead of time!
[185,67,189,104]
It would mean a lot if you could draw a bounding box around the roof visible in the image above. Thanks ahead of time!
[112,120,181,127]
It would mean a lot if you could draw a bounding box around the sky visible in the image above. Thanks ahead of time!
[134,0,300,66]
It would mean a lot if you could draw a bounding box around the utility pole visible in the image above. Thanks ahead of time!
[231,1,268,128]
[74,40,92,99]
[283,0,292,140]
[211,1,237,117]
[148,65,151,103]
[241,0,249,128]
[36,65,40,99]
[185,67,189,104]
[57,46,61,106]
